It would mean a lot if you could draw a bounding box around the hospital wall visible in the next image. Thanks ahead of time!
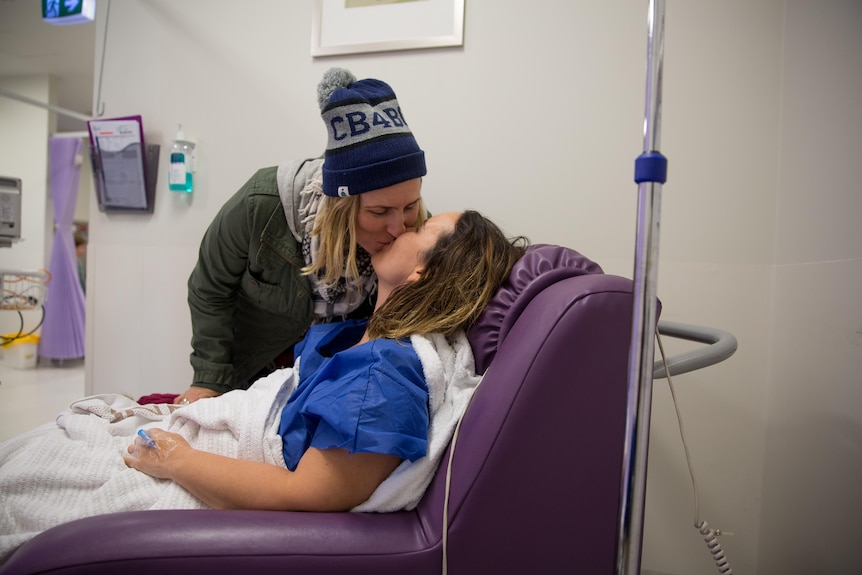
[17,1,862,573]
[0,77,54,336]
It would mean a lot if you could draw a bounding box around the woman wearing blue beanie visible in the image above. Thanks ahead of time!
[177,68,428,404]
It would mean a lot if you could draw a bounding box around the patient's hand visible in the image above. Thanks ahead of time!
[123,428,188,478]
[175,386,221,405]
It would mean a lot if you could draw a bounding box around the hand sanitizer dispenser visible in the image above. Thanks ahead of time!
[169,125,195,193]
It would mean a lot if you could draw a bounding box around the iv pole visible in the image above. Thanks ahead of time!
[617,0,667,574]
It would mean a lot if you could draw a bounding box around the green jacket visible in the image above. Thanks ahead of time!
[187,161,320,393]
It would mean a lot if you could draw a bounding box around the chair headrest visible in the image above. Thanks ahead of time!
[467,244,604,374]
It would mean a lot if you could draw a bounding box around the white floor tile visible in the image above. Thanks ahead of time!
[0,358,85,442]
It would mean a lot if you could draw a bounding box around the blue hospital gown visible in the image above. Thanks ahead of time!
[278,319,429,471]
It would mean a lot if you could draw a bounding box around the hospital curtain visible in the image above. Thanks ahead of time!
[38,137,86,360]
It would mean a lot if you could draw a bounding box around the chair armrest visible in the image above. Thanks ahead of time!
[0,509,437,575]
[652,320,737,378]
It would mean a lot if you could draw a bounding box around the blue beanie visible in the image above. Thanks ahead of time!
[317,68,427,197]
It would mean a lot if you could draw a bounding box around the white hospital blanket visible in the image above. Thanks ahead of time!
[0,332,480,563]
[0,366,294,563]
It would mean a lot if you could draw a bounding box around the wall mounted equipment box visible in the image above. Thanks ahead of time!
[0,177,22,248]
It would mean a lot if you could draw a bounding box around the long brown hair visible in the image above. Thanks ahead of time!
[368,210,527,339]
[303,194,428,288]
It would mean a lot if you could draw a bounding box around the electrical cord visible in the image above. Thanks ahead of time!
[656,329,734,574]
[0,301,45,345]
[1,271,49,351]
[440,376,481,575]
[439,329,735,575]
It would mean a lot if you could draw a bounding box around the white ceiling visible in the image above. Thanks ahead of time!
[0,0,96,132]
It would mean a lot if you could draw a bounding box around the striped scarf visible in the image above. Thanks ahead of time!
[298,174,376,322]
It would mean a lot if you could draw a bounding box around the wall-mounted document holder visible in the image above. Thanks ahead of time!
[87,116,159,213]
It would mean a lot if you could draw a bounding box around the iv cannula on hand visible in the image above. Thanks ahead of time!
[137,429,158,450]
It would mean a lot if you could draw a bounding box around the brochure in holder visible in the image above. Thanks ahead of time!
[87,115,159,213]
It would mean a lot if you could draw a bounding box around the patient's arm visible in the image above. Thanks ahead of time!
[123,429,401,511]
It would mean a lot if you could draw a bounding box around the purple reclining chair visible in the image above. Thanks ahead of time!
[1,244,641,575]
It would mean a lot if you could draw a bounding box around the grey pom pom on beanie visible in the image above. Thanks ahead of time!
[317,67,426,197]
[317,67,357,111]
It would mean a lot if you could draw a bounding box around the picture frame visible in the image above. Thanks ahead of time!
[311,0,465,57]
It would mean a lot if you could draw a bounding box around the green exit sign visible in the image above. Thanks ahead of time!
[42,0,95,26]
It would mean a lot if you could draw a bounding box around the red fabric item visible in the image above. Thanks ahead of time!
[137,393,180,405]
[271,347,294,369]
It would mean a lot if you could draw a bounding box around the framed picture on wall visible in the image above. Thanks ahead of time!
[311,0,465,57]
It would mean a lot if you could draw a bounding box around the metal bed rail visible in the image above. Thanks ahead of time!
[653,320,738,379]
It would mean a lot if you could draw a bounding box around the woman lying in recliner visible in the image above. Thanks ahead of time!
[0,210,527,562]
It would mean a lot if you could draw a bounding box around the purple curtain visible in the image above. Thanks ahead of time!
[39,138,86,360]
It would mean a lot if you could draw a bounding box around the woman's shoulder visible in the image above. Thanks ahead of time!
[278,158,325,241]
[243,166,280,196]
[360,338,424,385]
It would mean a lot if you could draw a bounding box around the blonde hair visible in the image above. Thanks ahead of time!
[368,210,527,339]
[304,195,428,288]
